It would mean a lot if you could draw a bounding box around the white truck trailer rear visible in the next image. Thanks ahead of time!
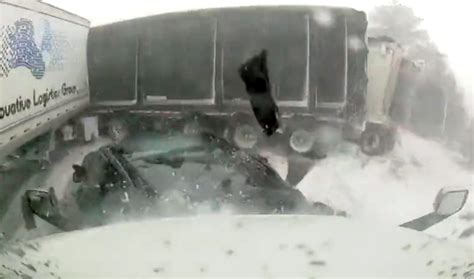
[359,37,404,155]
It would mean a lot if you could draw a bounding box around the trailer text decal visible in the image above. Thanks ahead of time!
[0,83,79,120]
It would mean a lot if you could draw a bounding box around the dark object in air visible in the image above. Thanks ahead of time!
[238,50,280,136]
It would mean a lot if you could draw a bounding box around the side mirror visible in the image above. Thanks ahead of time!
[433,188,469,216]
[400,187,469,231]
[24,188,59,221]
[22,187,73,231]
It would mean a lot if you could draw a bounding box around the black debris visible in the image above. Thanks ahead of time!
[309,260,326,266]
[24,243,39,252]
[20,274,33,279]
[402,244,411,251]
[296,244,306,250]
[426,260,433,266]
[9,248,26,258]
[419,241,430,250]
[463,271,473,277]
[238,49,280,136]
[21,263,36,272]
[459,211,474,221]
[153,267,164,273]
[459,226,474,239]
[226,249,235,256]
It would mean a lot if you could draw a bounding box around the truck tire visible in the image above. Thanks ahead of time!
[360,126,388,156]
[232,124,259,149]
[229,114,260,150]
[183,121,201,136]
[107,119,128,142]
[360,123,397,156]
[182,112,209,136]
[289,129,314,154]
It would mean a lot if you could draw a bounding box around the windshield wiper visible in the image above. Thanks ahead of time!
[101,146,153,192]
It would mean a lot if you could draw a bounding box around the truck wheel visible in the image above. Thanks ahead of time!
[107,119,128,142]
[182,112,210,136]
[289,129,314,154]
[229,113,260,150]
[360,128,386,156]
[233,124,259,149]
[183,121,201,135]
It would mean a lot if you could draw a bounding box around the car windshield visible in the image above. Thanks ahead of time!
[0,0,473,277]
[62,132,314,230]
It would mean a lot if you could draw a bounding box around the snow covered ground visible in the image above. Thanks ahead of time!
[297,129,474,245]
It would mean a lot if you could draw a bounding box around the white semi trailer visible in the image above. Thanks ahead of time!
[0,0,90,162]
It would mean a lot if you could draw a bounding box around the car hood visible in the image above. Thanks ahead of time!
[2,215,473,278]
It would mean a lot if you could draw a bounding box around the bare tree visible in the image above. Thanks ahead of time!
[369,4,429,47]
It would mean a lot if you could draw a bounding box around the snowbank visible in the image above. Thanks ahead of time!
[298,129,474,243]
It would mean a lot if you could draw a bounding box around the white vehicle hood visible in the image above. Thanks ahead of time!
[2,215,473,278]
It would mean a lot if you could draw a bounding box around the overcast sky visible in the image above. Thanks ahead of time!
[45,0,473,111]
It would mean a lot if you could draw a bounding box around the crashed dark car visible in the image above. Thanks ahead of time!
[22,132,342,231]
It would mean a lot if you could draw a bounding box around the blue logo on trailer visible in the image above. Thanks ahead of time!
[0,18,69,79]
[0,19,45,79]
[40,20,69,71]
